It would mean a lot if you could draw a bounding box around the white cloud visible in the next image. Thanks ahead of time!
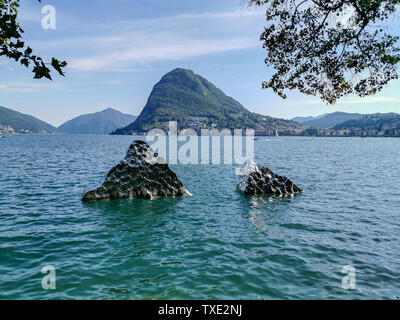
[70,36,257,71]
[0,82,58,92]
[336,96,400,104]
[176,8,265,19]
[57,8,264,71]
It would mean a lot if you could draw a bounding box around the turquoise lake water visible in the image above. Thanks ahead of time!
[0,134,399,299]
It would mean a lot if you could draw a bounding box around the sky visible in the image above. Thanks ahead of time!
[0,0,400,127]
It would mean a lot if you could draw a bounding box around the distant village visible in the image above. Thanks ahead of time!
[256,126,400,137]
[0,124,51,135]
[0,124,16,134]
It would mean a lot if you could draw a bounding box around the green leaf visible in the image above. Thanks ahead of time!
[24,47,32,56]
[20,57,29,67]
[33,65,52,81]
[51,58,66,76]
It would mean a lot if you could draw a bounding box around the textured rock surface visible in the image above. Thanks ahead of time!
[237,162,302,197]
[82,140,191,202]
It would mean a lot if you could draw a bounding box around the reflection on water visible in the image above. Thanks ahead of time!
[240,194,298,236]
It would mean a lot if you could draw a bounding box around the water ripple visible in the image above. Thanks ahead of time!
[0,135,400,299]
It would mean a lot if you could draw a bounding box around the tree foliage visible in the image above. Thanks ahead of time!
[0,0,66,79]
[250,0,400,104]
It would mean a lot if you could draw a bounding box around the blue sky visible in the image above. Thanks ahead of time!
[0,0,399,127]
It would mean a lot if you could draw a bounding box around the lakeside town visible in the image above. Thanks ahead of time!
[3,119,400,137]
[181,115,400,137]
[2,103,400,138]
[255,126,400,137]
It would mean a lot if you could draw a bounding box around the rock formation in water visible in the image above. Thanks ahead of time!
[82,140,191,202]
[237,162,303,197]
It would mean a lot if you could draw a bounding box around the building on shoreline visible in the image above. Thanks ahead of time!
[0,124,16,134]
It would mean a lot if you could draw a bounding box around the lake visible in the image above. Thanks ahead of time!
[0,134,399,299]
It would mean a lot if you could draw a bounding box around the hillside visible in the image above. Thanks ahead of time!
[58,108,137,134]
[113,68,302,134]
[0,106,58,133]
[333,113,400,135]
[302,112,364,128]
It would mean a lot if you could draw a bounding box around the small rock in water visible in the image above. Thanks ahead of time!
[82,140,192,202]
[237,161,302,197]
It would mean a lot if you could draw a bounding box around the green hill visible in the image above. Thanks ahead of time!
[58,108,137,134]
[113,68,302,134]
[0,106,57,133]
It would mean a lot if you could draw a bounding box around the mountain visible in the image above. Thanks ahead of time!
[0,106,57,133]
[292,114,328,124]
[333,113,399,132]
[292,116,317,123]
[113,68,303,134]
[58,108,137,134]
[301,112,364,128]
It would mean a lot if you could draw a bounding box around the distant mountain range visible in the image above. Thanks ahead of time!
[0,106,136,135]
[113,68,303,135]
[333,113,399,132]
[290,111,400,136]
[2,83,398,137]
[293,112,365,128]
[58,108,137,134]
[0,106,57,133]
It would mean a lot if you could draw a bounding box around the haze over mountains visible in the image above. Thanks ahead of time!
[0,106,136,135]
[292,114,327,124]
[58,108,137,134]
[113,68,302,135]
[292,112,365,128]
[0,106,57,133]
